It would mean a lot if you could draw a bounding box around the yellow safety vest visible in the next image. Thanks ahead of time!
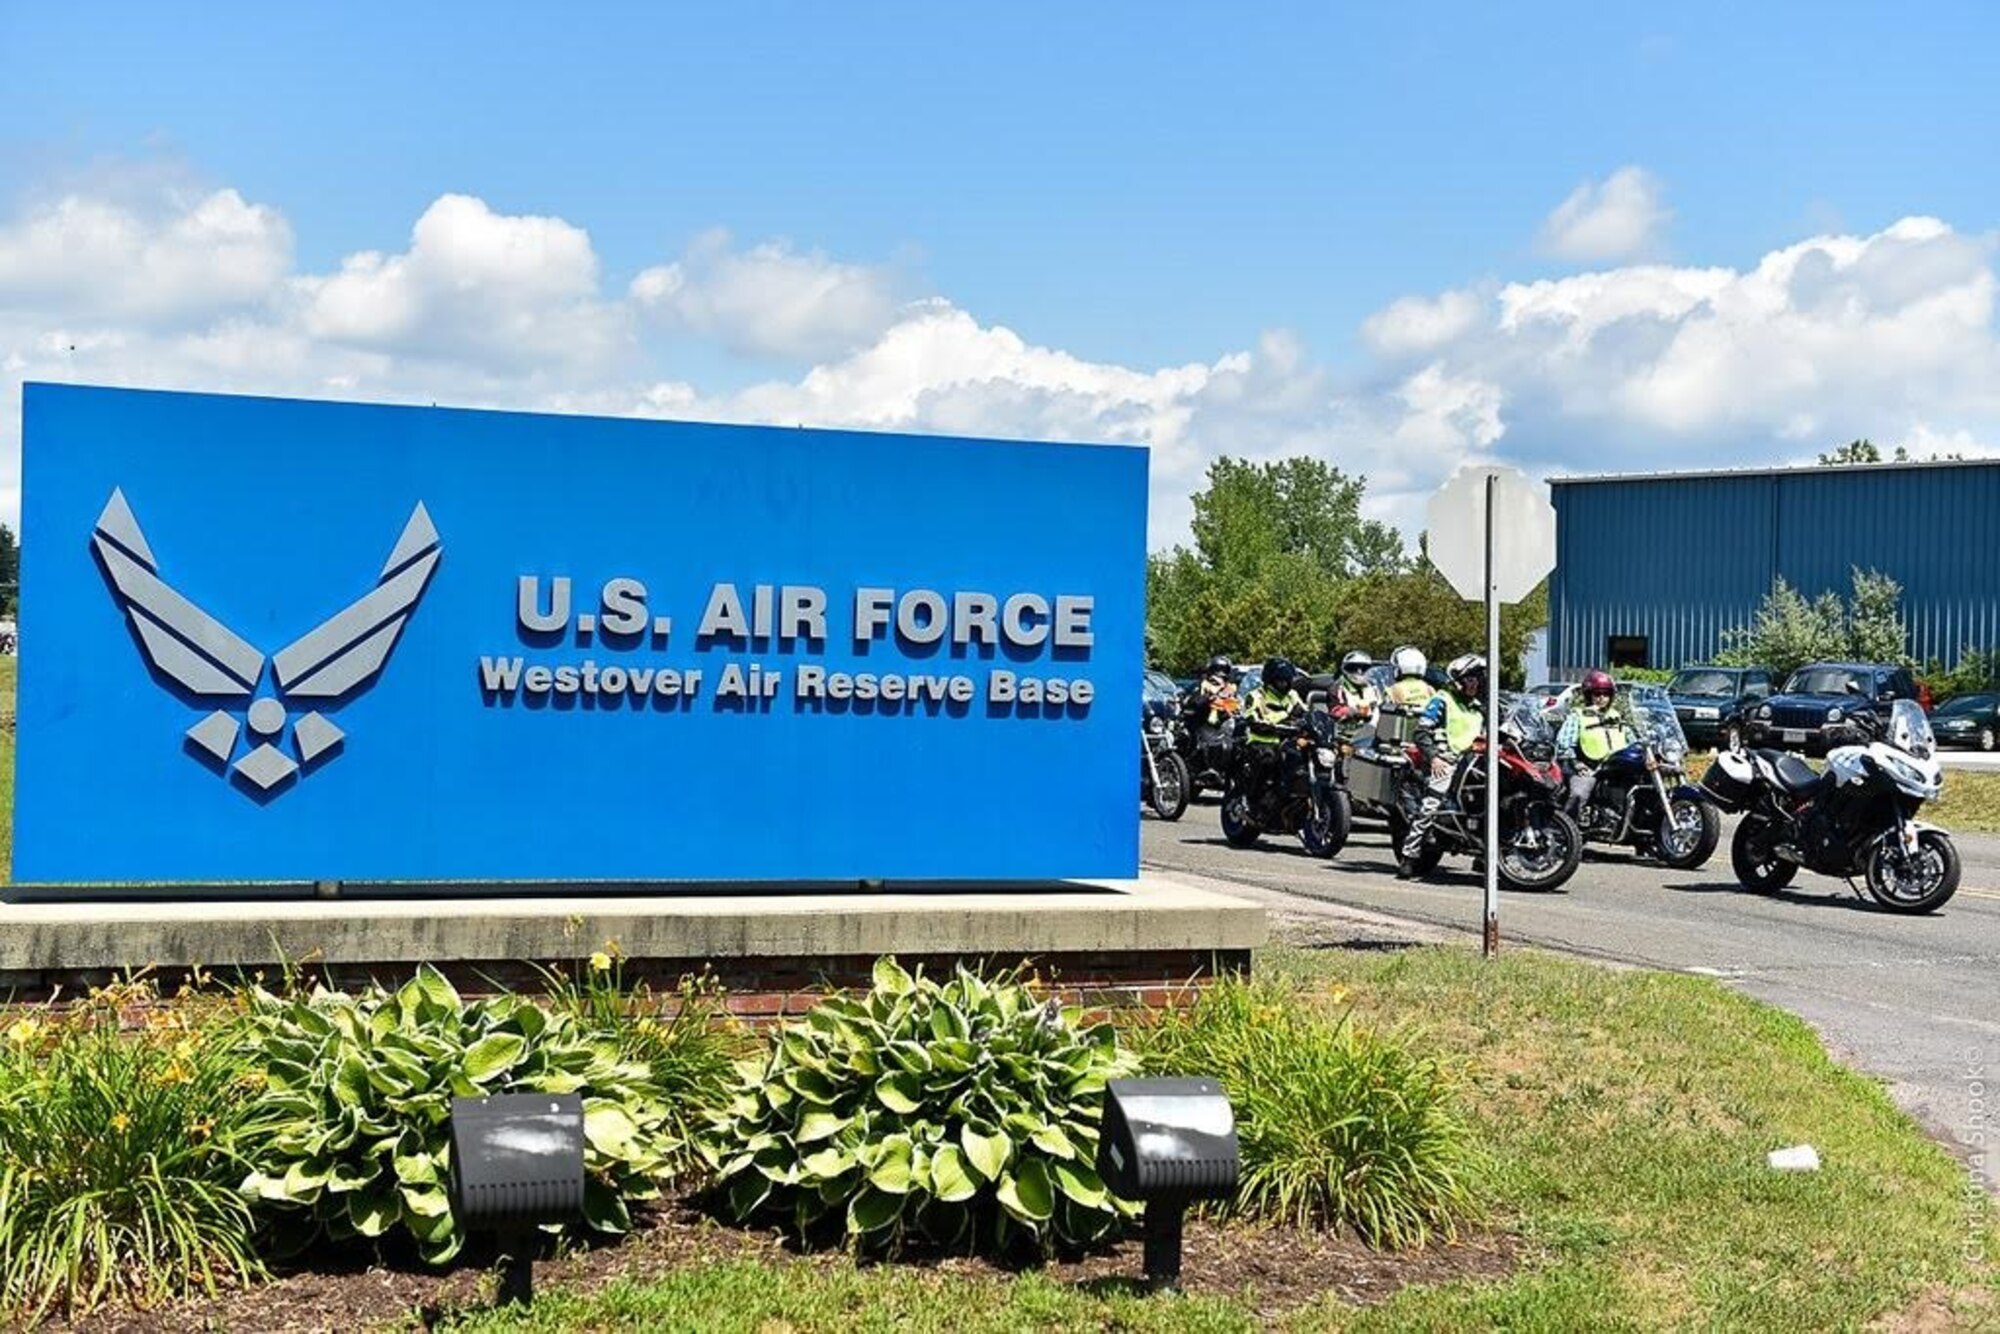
[1245,688,1301,742]
[1386,678,1434,708]
[1442,693,1484,753]
[1336,680,1380,712]
[1577,706,1630,762]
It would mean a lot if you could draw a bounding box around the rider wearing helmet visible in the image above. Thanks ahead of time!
[1399,653,1488,875]
[1192,655,1238,710]
[1384,645,1434,709]
[1557,669,1630,816]
[1245,657,1307,740]
[1335,650,1380,721]
[1240,656,1304,784]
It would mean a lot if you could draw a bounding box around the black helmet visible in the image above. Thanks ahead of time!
[1204,654,1233,676]
[1262,656,1298,693]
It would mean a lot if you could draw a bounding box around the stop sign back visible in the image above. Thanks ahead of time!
[1425,465,1555,604]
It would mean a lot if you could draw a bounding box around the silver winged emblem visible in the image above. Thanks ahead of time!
[93,487,441,793]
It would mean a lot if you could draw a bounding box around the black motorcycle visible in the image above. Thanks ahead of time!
[1557,690,1721,869]
[1701,698,1959,913]
[1142,703,1190,821]
[1176,684,1243,800]
[1218,709,1351,857]
[1387,694,1584,891]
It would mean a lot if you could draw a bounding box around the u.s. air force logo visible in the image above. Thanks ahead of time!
[92,489,440,794]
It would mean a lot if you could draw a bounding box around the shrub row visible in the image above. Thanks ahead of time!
[0,957,1478,1322]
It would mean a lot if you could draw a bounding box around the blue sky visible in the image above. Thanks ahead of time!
[4,3,1999,542]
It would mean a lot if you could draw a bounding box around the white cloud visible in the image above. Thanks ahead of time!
[0,187,291,323]
[1538,166,1670,262]
[1362,289,1486,356]
[297,193,628,374]
[630,230,906,362]
[5,162,2000,559]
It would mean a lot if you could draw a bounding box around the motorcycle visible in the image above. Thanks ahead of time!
[1218,708,1352,857]
[1176,684,1243,799]
[1387,693,1584,892]
[1554,688,1722,869]
[1701,697,1959,913]
[1141,701,1190,821]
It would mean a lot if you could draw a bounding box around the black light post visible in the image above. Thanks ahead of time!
[1095,1077,1240,1292]
[448,1092,587,1308]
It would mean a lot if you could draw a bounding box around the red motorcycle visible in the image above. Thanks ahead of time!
[1387,694,1584,891]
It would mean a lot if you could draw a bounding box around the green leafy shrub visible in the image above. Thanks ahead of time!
[536,953,749,1171]
[1131,974,1478,1247]
[235,964,680,1264]
[0,980,266,1320]
[703,958,1139,1257]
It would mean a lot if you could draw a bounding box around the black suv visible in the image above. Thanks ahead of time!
[1743,661,1923,756]
[1664,664,1774,751]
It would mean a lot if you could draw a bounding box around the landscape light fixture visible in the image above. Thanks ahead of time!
[1095,1077,1240,1292]
[448,1091,586,1308]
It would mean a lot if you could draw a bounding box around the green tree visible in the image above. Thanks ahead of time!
[1818,438,1962,466]
[1846,568,1908,664]
[1333,565,1547,688]
[1818,439,1884,465]
[1716,568,1911,678]
[1187,456,1406,581]
[1146,456,1407,675]
[0,523,16,616]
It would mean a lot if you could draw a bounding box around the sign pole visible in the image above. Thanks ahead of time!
[1483,472,1501,959]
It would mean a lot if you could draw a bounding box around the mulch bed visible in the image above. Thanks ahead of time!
[48,1195,1519,1333]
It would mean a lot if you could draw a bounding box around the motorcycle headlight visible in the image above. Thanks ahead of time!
[1757,705,1772,720]
[1828,708,1844,724]
[1315,747,1337,767]
[1661,741,1686,766]
[1146,716,1165,735]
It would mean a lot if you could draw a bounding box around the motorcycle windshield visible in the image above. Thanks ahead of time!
[1627,694,1690,759]
[1499,692,1556,747]
[1889,698,1935,759]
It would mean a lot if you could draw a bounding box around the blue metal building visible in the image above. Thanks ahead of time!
[1547,459,2000,678]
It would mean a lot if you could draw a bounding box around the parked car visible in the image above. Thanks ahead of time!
[1663,664,1773,751]
[1743,661,1925,756]
[1930,692,2000,751]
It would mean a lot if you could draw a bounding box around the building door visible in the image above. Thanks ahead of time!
[1607,635,1650,669]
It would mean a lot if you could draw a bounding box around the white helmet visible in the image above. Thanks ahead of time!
[1390,645,1427,679]
[1447,653,1488,690]
[1341,650,1373,678]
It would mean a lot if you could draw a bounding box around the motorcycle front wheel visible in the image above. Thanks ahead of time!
[1654,795,1722,870]
[1299,785,1352,859]
[1220,785,1263,848]
[1730,815,1798,893]
[1865,830,1961,913]
[1148,751,1190,822]
[1498,804,1583,891]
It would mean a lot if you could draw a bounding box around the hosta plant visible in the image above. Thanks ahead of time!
[235,964,679,1263]
[703,958,1140,1257]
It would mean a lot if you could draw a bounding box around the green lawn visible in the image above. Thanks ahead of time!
[436,945,1999,1333]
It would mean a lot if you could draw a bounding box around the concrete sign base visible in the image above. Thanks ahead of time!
[0,876,1265,1013]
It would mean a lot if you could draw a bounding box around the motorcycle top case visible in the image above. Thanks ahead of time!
[1700,752,1757,812]
[1374,707,1420,747]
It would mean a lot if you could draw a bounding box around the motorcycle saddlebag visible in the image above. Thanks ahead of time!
[1348,752,1401,808]
[1699,751,1756,812]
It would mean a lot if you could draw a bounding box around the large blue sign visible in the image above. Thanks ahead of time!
[14,384,1147,886]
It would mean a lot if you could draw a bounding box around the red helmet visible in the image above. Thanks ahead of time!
[1581,669,1615,704]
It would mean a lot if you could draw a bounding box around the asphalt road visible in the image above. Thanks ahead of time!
[1143,798,2000,1177]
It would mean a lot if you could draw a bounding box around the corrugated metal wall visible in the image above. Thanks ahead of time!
[1547,464,2000,676]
